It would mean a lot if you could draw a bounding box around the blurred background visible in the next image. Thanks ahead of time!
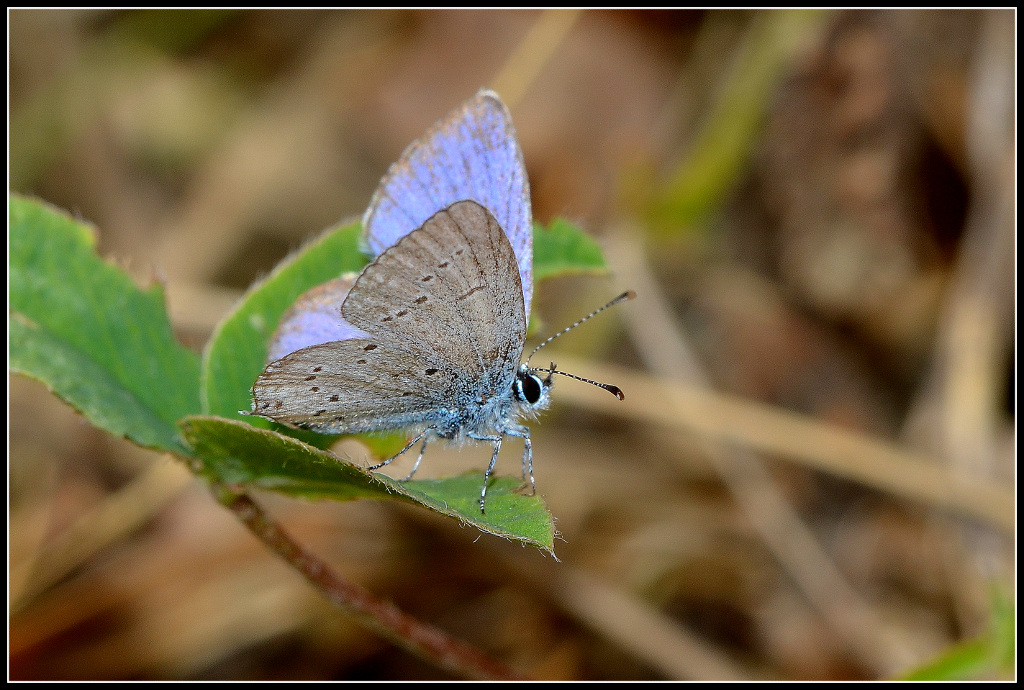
[8,9,1015,680]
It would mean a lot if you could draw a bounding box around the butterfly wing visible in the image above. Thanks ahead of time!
[266,277,370,362]
[252,200,527,435]
[344,200,527,396]
[363,90,534,317]
[252,338,452,434]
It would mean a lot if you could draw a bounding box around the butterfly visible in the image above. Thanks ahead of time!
[250,90,628,512]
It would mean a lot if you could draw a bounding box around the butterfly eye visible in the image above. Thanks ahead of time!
[515,372,545,405]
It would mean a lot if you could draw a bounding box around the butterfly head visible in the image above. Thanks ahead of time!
[514,363,555,414]
[513,292,633,410]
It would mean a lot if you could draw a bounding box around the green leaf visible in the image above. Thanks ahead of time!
[201,221,366,427]
[899,586,1015,680]
[899,637,1002,681]
[182,416,556,553]
[533,217,608,282]
[9,195,200,453]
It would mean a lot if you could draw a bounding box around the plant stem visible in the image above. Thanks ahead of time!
[215,486,525,680]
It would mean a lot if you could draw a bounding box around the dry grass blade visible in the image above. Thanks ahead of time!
[490,9,583,109]
[10,461,194,612]
[599,230,926,674]
[550,356,1013,532]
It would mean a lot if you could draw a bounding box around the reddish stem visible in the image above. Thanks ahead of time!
[216,486,525,680]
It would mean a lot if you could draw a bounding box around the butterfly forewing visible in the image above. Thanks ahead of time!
[364,90,533,317]
[252,338,451,434]
[343,200,527,394]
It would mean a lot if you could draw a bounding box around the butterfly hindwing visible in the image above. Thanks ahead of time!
[252,338,453,434]
[266,277,369,362]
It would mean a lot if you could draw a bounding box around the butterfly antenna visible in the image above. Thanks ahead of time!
[526,291,635,364]
[533,362,625,400]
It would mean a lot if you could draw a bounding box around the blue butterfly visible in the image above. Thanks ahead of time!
[251,90,626,512]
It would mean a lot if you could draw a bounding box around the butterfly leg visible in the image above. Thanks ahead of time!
[367,430,429,471]
[469,432,503,514]
[400,435,430,482]
[502,425,535,496]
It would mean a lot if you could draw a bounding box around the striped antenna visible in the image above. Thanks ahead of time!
[526,291,635,364]
[532,362,625,400]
